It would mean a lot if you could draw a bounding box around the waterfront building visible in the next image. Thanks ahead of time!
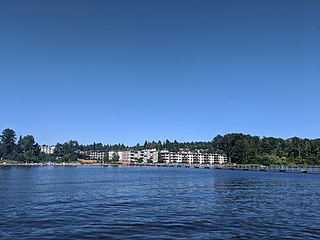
[109,151,128,163]
[139,149,158,163]
[129,150,139,163]
[159,150,227,165]
[89,151,105,160]
[40,145,56,154]
[160,150,170,163]
[108,149,158,164]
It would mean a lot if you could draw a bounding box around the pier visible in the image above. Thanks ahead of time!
[141,163,320,174]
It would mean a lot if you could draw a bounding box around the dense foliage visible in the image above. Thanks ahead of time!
[1,128,319,165]
[210,134,320,166]
[0,128,41,162]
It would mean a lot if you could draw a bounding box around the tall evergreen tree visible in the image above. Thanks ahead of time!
[0,128,17,159]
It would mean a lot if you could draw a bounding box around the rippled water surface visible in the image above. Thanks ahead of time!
[0,166,320,239]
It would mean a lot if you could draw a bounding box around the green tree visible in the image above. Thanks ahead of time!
[158,152,164,163]
[16,135,40,162]
[54,140,79,162]
[111,153,120,162]
[0,128,17,159]
[138,157,143,163]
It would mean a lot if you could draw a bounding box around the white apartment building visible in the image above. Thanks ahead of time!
[40,145,56,154]
[89,151,105,160]
[109,149,158,164]
[160,150,227,165]
[139,149,158,163]
[129,150,139,163]
[108,150,136,163]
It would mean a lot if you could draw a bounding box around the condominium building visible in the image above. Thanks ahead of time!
[40,145,56,154]
[159,150,227,165]
[139,149,158,163]
[109,149,158,164]
[89,151,105,160]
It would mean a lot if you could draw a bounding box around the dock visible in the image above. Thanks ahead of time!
[140,163,320,174]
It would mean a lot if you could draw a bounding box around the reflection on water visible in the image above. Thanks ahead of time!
[0,166,319,239]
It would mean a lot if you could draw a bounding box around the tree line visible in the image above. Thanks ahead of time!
[1,128,320,165]
[0,128,41,162]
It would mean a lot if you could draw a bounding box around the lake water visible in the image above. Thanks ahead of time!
[0,166,319,239]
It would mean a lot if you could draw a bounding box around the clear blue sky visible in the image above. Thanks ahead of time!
[1,0,319,145]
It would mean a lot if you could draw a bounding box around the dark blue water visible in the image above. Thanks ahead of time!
[0,166,319,239]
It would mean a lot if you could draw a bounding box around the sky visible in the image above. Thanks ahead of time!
[0,0,319,145]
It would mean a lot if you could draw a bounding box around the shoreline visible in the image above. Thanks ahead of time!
[1,162,320,173]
